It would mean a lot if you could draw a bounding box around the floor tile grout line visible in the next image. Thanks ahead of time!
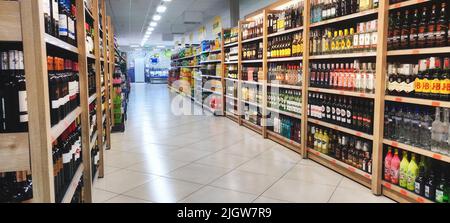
[326,178,344,203]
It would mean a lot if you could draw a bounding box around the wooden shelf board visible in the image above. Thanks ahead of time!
[310,52,376,59]
[308,149,372,188]
[267,83,302,90]
[267,131,301,154]
[87,53,96,59]
[389,0,431,10]
[208,49,222,53]
[44,34,79,54]
[308,118,374,140]
[61,164,83,203]
[268,26,304,38]
[382,181,434,203]
[200,60,222,64]
[224,42,238,48]
[241,80,263,85]
[224,61,238,64]
[308,87,375,99]
[267,107,302,119]
[241,100,263,108]
[0,1,21,41]
[383,139,450,163]
[242,59,263,63]
[225,95,238,100]
[310,9,378,28]
[387,46,450,56]
[224,78,238,82]
[242,119,263,134]
[51,107,82,141]
[201,75,222,79]
[226,112,239,123]
[384,95,450,108]
[267,56,303,62]
[93,168,100,185]
[89,94,96,105]
[242,36,263,43]
[0,133,30,172]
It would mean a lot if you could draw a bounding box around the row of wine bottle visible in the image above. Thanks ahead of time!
[270,114,302,144]
[308,92,374,134]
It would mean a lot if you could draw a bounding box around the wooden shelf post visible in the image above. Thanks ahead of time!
[372,0,389,196]
[301,0,311,158]
[20,0,55,203]
[262,10,268,138]
[76,0,93,203]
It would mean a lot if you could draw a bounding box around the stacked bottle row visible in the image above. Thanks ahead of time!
[311,0,379,24]
[268,31,303,58]
[226,99,238,114]
[242,42,263,60]
[386,57,450,101]
[388,2,449,50]
[268,88,302,115]
[243,105,262,126]
[242,86,262,105]
[0,171,33,203]
[384,147,449,203]
[225,46,238,62]
[268,2,304,34]
[308,92,374,134]
[269,114,301,144]
[268,63,302,86]
[91,143,100,180]
[85,23,95,55]
[310,19,378,55]
[242,17,264,40]
[88,62,97,97]
[48,56,80,126]
[242,66,264,82]
[308,124,373,174]
[225,64,238,79]
[0,49,27,133]
[310,60,376,93]
[385,103,450,157]
[70,178,83,203]
[52,119,82,203]
[224,27,239,45]
[89,101,97,137]
[43,0,78,46]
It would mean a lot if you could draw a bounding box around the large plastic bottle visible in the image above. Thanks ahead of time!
[384,147,393,182]
[390,149,401,185]
[406,154,419,191]
[399,151,410,188]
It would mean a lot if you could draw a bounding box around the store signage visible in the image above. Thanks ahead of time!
[212,16,222,34]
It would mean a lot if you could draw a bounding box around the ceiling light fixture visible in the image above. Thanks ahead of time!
[150,22,158,27]
[156,5,167,13]
[153,15,161,21]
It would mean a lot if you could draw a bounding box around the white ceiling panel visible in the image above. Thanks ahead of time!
[106,0,228,48]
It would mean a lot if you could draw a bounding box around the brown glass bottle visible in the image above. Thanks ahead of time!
[417,7,428,48]
[426,5,437,48]
[392,11,402,49]
[400,10,410,49]
[409,9,420,49]
[436,3,448,47]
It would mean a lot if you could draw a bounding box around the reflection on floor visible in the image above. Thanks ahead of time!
[93,83,394,203]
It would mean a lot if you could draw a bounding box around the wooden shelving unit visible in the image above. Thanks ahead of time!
[166,0,447,203]
[0,0,114,203]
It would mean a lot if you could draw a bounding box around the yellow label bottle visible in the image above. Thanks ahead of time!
[399,151,409,189]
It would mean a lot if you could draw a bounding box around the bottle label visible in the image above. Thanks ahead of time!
[371,32,378,48]
[364,33,371,48]
[431,78,441,94]
[424,185,430,198]
[68,18,75,40]
[422,79,431,93]
[415,78,423,93]
[353,34,359,48]
[436,189,444,203]
[18,90,28,122]
[52,0,59,21]
[59,14,68,36]
[414,182,421,194]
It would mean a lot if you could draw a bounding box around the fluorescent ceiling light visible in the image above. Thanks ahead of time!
[148,27,155,31]
[130,44,140,48]
[162,0,171,2]
[156,5,166,13]
[150,22,158,27]
[153,15,161,21]
[157,45,165,48]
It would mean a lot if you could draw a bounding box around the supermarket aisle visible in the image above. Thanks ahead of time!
[93,83,394,203]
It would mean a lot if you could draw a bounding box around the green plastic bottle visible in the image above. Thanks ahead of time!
[399,151,410,188]
[406,154,419,191]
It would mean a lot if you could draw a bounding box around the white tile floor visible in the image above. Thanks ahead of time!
[93,84,394,203]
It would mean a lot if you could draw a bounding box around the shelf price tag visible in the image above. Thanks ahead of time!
[400,189,408,196]
[356,132,362,137]
[431,101,441,107]
[364,174,371,179]
[432,154,442,160]
[331,159,337,165]
[391,141,399,147]
[394,97,403,102]
[383,182,392,189]
[347,166,356,172]
[416,197,425,203]
[412,49,420,54]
